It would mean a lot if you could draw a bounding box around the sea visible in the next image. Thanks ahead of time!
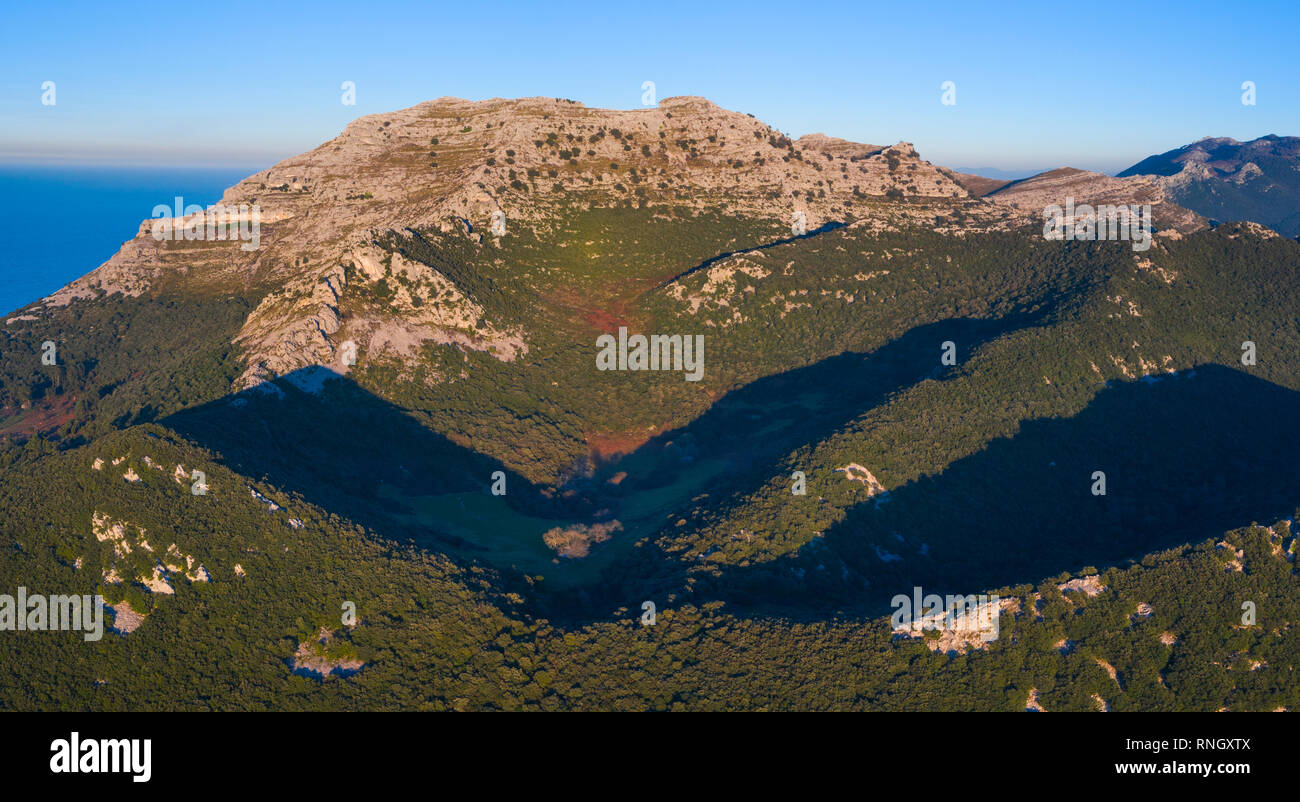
[0,164,264,316]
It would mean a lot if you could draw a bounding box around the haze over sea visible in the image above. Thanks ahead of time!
[0,165,261,316]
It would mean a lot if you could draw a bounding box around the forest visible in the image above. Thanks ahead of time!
[1,201,1297,711]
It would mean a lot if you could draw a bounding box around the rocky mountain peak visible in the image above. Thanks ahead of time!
[27,97,1217,396]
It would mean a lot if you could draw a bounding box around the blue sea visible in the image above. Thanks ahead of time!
[0,164,264,316]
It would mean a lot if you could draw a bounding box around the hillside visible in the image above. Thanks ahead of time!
[1,97,1298,711]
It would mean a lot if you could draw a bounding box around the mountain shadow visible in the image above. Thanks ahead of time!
[595,309,1050,475]
[691,363,1300,619]
[160,369,593,558]
[566,310,1069,617]
[588,311,1055,491]
[160,307,1059,619]
[653,220,847,289]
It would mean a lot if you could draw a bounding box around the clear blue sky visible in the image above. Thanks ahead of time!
[2,0,1297,174]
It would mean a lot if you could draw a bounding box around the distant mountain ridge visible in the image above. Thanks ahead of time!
[1119,135,1300,237]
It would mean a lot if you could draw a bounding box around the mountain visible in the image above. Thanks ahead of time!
[2,97,1299,711]
[1118,135,1300,237]
[983,166,1206,233]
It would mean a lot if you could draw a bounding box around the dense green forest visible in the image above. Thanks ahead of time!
[1,201,1298,710]
[0,424,1296,710]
